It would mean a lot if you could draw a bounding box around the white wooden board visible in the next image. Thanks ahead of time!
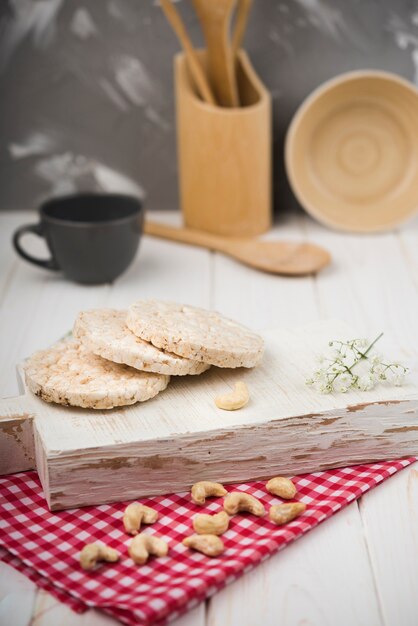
[1,320,417,511]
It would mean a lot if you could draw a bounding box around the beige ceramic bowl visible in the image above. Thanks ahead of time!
[285,71,418,232]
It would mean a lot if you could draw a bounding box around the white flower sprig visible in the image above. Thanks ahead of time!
[306,332,408,394]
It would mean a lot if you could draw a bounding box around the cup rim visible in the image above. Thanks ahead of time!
[40,192,144,228]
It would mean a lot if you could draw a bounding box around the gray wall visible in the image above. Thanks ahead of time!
[1,0,418,213]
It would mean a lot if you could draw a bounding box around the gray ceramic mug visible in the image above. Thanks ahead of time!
[13,193,144,284]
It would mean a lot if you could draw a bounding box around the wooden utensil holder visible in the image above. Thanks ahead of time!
[175,50,272,237]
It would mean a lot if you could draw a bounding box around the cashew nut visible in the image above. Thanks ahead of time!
[266,477,297,500]
[183,534,224,557]
[215,381,249,411]
[224,491,265,517]
[128,534,169,565]
[123,502,158,535]
[79,543,119,571]
[269,502,306,525]
[191,480,227,505]
[193,511,230,535]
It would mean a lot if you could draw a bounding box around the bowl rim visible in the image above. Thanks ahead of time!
[284,69,418,233]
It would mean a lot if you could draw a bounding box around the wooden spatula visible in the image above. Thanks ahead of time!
[191,0,239,107]
[160,0,216,106]
[232,0,253,56]
[144,221,331,276]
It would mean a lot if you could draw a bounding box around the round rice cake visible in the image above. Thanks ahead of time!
[126,300,264,368]
[25,337,169,410]
[73,309,210,376]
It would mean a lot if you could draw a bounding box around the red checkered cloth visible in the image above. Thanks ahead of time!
[1,458,416,626]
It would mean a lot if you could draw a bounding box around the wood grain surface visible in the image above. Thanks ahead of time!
[176,50,272,237]
[1,210,417,626]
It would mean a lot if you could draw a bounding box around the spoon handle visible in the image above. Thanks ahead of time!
[160,0,216,106]
[232,0,253,56]
[144,220,227,252]
[144,221,331,276]
[192,0,239,107]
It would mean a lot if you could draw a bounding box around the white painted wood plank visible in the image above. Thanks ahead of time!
[206,212,389,626]
[105,235,211,310]
[396,216,418,299]
[0,211,210,626]
[0,561,36,626]
[211,212,318,329]
[0,211,211,397]
[106,211,211,310]
[359,461,418,626]
[0,212,23,303]
[0,224,109,396]
[301,215,418,626]
[207,503,382,626]
[304,216,418,355]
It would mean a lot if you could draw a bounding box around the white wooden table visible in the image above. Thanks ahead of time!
[1,210,417,626]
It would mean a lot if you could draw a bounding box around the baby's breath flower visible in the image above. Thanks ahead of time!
[357,374,374,391]
[333,372,351,393]
[306,333,408,394]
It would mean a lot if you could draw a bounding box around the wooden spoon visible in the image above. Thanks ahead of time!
[191,0,239,107]
[232,0,253,56]
[144,221,331,276]
[160,0,216,106]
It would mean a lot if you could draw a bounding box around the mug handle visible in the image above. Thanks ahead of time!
[13,222,60,271]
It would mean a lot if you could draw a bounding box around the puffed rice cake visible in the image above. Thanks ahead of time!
[73,309,210,376]
[25,337,169,410]
[126,300,264,368]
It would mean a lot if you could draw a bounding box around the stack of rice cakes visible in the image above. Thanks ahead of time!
[25,301,264,410]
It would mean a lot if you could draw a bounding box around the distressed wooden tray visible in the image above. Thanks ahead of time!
[1,321,417,511]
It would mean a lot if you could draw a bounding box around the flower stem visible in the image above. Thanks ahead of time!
[358,332,384,359]
[345,333,384,375]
